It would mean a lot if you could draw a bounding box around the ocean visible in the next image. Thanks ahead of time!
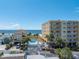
[0,30,41,34]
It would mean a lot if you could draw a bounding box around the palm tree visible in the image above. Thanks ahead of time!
[35,33,39,37]
[45,33,55,48]
[5,43,13,50]
[55,37,64,48]
[46,32,54,42]
[46,33,68,48]
[63,39,68,47]
[21,37,31,44]
[4,37,11,44]
[55,48,61,58]
[20,37,31,50]
[56,47,73,59]
[74,41,79,51]
[0,52,3,57]
[27,32,32,36]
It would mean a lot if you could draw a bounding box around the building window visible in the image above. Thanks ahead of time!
[69,39,72,41]
[73,31,76,33]
[73,22,76,24]
[67,31,71,33]
[56,22,60,25]
[67,22,71,25]
[67,35,71,37]
[63,22,66,25]
[56,31,60,33]
[73,26,77,29]
[56,26,60,29]
[73,35,76,37]
[73,22,78,24]
[67,27,71,29]
[63,27,66,29]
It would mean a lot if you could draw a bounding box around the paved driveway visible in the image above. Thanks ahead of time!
[72,52,79,59]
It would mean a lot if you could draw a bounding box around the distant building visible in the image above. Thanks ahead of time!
[13,29,27,40]
[0,33,12,45]
[42,20,79,46]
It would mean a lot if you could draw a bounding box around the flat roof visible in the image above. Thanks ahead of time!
[27,55,59,59]
[0,45,6,50]
[2,53,25,57]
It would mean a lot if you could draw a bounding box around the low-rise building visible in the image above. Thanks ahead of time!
[13,29,27,40]
[0,45,25,59]
[0,53,24,59]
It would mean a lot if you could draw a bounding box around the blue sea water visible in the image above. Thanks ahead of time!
[0,30,41,34]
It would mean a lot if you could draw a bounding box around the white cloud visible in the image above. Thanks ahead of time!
[0,23,23,30]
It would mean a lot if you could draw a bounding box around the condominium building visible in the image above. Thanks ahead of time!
[42,20,79,43]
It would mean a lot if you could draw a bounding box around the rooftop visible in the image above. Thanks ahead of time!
[27,55,59,59]
[2,53,24,57]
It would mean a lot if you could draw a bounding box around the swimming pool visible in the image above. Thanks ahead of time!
[28,39,42,45]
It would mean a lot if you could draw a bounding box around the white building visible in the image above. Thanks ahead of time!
[0,53,24,59]
[26,55,59,59]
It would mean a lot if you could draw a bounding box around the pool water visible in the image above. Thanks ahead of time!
[30,39,37,42]
[28,39,40,45]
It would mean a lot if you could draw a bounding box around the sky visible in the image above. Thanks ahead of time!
[0,0,79,30]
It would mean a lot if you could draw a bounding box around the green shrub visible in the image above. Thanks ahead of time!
[5,44,12,50]
[0,52,3,57]
[10,51,16,54]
